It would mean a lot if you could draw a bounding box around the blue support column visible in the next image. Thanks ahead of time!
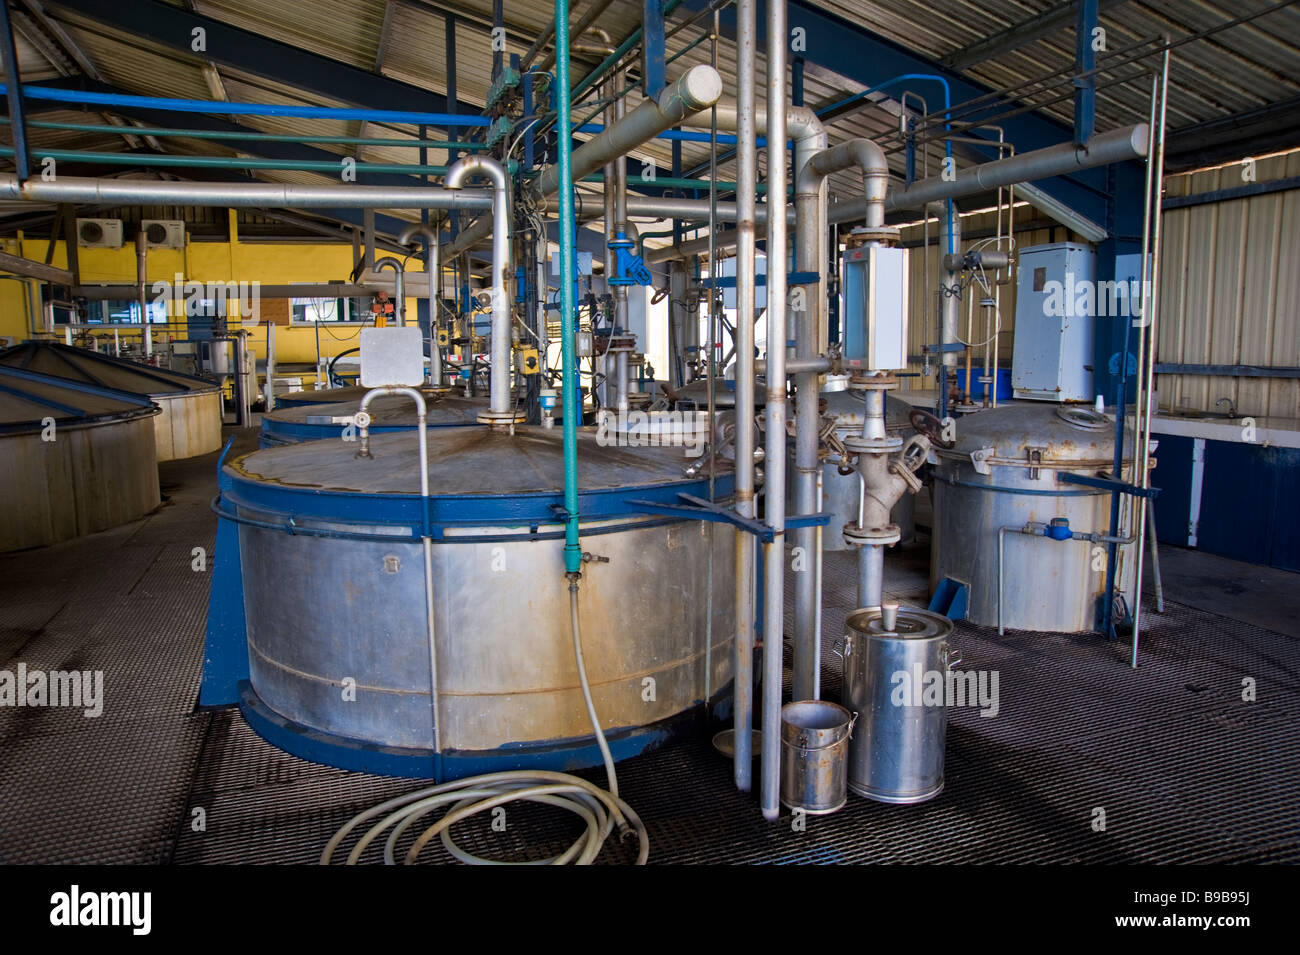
[643,0,667,98]
[0,0,31,181]
[1074,0,1099,145]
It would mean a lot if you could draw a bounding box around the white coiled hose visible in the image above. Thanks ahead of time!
[321,581,649,865]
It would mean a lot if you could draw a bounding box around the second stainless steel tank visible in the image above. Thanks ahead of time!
[930,403,1137,632]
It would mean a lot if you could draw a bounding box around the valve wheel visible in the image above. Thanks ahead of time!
[909,408,954,449]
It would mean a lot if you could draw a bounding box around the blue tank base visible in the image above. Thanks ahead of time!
[238,680,735,781]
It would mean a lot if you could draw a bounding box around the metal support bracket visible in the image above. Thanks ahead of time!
[1060,472,1161,499]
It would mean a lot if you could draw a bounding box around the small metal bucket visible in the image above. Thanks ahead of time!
[780,700,854,815]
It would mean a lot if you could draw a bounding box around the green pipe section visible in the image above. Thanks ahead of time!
[0,116,485,150]
[555,0,582,576]
[1,146,516,176]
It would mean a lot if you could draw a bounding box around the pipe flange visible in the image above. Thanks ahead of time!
[478,410,528,426]
[603,335,637,353]
[843,433,903,454]
[846,372,898,392]
[845,226,900,246]
[843,521,901,546]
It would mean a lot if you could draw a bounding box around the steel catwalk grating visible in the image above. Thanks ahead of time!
[0,435,1297,864]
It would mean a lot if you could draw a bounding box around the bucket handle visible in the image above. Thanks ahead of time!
[943,641,964,669]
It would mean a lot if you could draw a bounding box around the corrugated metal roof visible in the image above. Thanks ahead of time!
[1,0,1295,236]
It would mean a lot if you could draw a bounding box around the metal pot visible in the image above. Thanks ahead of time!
[780,700,854,814]
[841,605,956,804]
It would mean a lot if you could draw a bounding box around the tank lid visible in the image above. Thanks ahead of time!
[0,341,220,397]
[845,606,953,640]
[230,425,718,496]
[670,377,765,409]
[0,364,159,434]
[267,393,486,428]
[820,387,912,432]
[937,402,1127,467]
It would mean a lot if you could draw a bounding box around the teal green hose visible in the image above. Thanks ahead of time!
[554,0,582,577]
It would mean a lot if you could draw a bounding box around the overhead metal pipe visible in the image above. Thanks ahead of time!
[373,256,406,327]
[832,123,1149,222]
[760,0,789,824]
[732,0,758,796]
[0,173,492,210]
[647,123,1149,262]
[444,65,723,259]
[444,156,516,423]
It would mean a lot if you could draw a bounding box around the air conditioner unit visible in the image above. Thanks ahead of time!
[76,217,123,249]
[142,219,186,249]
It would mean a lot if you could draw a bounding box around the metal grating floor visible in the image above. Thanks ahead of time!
[1,430,1297,864]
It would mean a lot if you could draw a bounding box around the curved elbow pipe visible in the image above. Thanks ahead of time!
[398,223,443,386]
[373,256,406,326]
[798,138,889,228]
[445,156,514,419]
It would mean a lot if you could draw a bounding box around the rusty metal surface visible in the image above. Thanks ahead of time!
[0,415,161,552]
[231,425,714,495]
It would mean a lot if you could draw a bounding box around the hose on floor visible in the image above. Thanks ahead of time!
[320,580,648,865]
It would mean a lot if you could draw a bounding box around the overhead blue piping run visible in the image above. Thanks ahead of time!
[0,84,493,128]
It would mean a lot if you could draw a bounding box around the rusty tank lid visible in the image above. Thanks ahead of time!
[937,402,1130,469]
[267,392,486,429]
[0,341,219,398]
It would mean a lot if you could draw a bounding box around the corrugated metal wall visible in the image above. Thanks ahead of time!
[895,205,1084,395]
[1158,150,1300,419]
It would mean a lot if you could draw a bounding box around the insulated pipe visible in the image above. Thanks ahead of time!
[135,230,151,358]
[398,223,442,386]
[444,65,724,258]
[0,174,492,210]
[732,0,758,795]
[602,75,621,412]
[645,123,1150,262]
[830,123,1150,222]
[760,0,789,824]
[790,137,889,703]
[373,256,405,326]
[612,75,631,412]
[444,156,513,418]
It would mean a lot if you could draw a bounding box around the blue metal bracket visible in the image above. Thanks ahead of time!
[609,231,653,286]
[1059,472,1160,500]
[642,0,667,98]
[1074,0,1099,146]
[199,439,250,708]
[929,577,968,621]
[628,493,830,542]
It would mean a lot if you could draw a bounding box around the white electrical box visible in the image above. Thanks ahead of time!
[76,218,123,249]
[360,326,425,387]
[1012,242,1096,402]
[142,219,186,249]
[842,244,909,372]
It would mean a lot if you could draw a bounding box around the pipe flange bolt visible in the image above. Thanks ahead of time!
[846,226,900,246]
[843,521,901,546]
[477,410,528,426]
[846,372,899,392]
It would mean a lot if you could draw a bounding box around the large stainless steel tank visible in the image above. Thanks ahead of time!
[259,392,486,447]
[0,341,222,461]
[216,426,736,777]
[791,377,917,551]
[0,366,160,552]
[930,403,1136,632]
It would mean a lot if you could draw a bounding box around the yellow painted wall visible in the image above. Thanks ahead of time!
[0,224,426,369]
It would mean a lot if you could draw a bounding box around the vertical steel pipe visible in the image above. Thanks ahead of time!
[399,223,442,385]
[445,156,513,418]
[373,256,406,326]
[760,0,789,823]
[732,0,758,793]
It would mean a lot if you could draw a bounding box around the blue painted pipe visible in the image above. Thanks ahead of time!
[0,83,492,128]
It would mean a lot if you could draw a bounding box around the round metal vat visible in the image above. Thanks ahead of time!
[219,426,737,778]
[789,378,916,550]
[842,606,955,804]
[0,341,222,461]
[930,403,1137,632]
[259,392,486,447]
[0,366,160,552]
[669,377,765,410]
